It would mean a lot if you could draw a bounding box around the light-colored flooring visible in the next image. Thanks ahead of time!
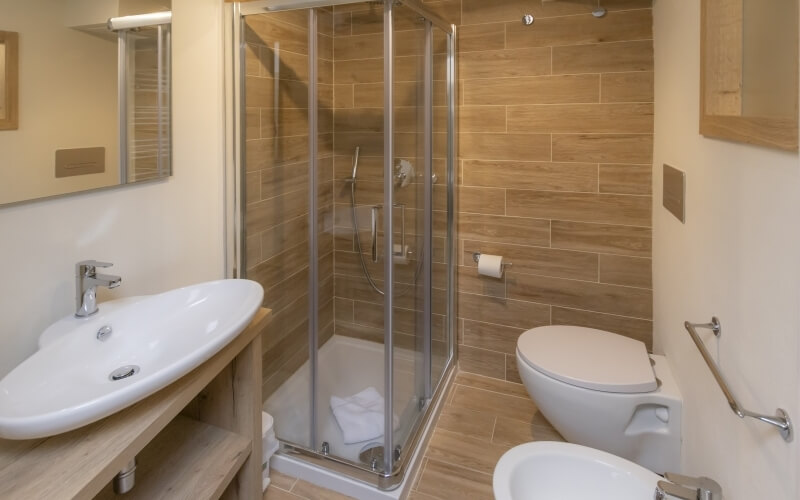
[264,371,563,500]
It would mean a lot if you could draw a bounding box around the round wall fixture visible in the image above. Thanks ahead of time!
[592,7,607,17]
[522,14,534,25]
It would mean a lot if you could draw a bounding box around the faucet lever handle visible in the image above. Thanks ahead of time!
[76,260,113,276]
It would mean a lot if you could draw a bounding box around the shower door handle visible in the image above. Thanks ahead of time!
[371,206,379,263]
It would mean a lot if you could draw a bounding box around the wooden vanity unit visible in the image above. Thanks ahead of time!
[0,308,271,500]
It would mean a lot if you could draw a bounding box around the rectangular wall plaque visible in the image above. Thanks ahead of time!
[663,163,686,223]
[55,147,105,178]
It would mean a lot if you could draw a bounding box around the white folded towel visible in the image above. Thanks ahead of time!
[330,387,399,444]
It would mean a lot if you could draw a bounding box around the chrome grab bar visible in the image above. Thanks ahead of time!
[684,318,793,442]
[370,206,379,263]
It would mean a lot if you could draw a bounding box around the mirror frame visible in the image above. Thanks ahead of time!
[699,0,799,152]
[0,30,18,131]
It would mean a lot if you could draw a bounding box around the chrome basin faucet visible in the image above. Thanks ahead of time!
[75,260,122,317]
[655,472,722,500]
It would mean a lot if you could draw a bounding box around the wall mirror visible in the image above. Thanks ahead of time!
[701,0,799,151]
[0,0,171,208]
[0,30,18,131]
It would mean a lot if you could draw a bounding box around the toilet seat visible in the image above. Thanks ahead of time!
[517,325,656,394]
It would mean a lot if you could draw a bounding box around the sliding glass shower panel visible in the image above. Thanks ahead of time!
[246,9,315,451]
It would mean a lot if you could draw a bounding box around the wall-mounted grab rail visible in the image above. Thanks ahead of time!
[684,317,793,442]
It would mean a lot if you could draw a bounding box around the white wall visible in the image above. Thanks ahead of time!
[0,0,225,377]
[653,1,800,499]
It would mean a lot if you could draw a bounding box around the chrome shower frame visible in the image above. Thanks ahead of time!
[224,0,458,491]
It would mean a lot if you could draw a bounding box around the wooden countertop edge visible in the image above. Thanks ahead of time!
[0,307,272,500]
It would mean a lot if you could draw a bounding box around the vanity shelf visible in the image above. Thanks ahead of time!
[95,416,250,500]
[0,307,271,500]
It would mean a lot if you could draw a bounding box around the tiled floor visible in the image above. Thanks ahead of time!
[264,371,563,500]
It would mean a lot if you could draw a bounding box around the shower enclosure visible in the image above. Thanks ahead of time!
[226,0,456,489]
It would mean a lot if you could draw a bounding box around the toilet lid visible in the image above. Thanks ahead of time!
[517,325,657,394]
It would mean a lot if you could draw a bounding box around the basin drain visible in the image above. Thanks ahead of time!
[109,365,140,381]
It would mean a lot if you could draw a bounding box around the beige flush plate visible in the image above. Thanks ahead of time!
[663,164,685,223]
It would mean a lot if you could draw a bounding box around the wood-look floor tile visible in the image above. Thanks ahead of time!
[450,385,537,422]
[425,429,511,475]
[550,306,653,350]
[416,459,494,500]
[291,480,357,500]
[601,71,654,103]
[268,470,297,491]
[454,371,531,399]
[263,486,305,500]
[550,220,651,257]
[437,405,496,442]
[505,354,523,384]
[492,415,565,448]
[408,492,441,500]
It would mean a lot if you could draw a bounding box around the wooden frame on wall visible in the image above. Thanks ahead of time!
[0,30,18,131]
[700,0,799,152]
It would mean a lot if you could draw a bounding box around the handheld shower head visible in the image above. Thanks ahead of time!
[349,146,361,182]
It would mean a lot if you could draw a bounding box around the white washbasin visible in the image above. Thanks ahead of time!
[493,441,662,500]
[0,279,263,439]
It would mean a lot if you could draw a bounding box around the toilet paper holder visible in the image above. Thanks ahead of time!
[472,252,513,268]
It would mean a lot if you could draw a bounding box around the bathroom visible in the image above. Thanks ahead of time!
[0,0,798,499]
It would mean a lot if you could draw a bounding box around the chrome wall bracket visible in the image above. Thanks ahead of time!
[684,318,793,442]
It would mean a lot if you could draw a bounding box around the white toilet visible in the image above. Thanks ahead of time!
[516,325,682,474]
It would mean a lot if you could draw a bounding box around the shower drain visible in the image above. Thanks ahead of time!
[358,444,402,472]
[109,365,140,381]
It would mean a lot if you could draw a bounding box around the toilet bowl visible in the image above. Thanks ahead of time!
[516,325,681,473]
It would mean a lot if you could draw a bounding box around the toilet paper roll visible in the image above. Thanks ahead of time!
[477,253,504,278]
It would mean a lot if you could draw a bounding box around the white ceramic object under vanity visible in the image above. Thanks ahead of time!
[493,441,662,500]
[0,279,263,439]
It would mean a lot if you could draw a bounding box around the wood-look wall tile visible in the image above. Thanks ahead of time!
[263,268,311,314]
[459,133,551,161]
[551,306,653,350]
[459,345,507,379]
[245,43,261,76]
[463,240,599,281]
[333,84,354,108]
[459,48,551,79]
[246,171,260,204]
[461,0,596,24]
[599,164,652,195]
[334,108,383,133]
[246,108,261,139]
[333,11,351,36]
[599,254,652,288]
[461,319,525,355]
[246,234,261,267]
[260,162,309,200]
[506,9,652,49]
[249,241,309,289]
[457,266,507,298]
[508,103,654,134]
[507,191,651,227]
[603,0,654,11]
[462,160,598,192]
[601,72,654,103]
[334,297,353,324]
[551,220,651,257]
[552,40,653,74]
[507,274,653,319]
[457,213,551,248]
[247,189,309,234]
[245,15,308,55]
[458,292,550,330]
[552,133,653,163]
[458,23,506,53]
[463,74,600,105]
[459,106,506,133]
[457,186,506,215]
[260,214,308,261]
